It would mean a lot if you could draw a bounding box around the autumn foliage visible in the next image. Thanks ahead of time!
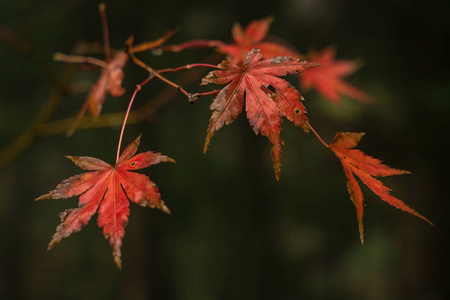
[36,135,174,268]
[34,5,431,267]
[300,48,373,104]
[202,49,318,179]
[330,132,433,243]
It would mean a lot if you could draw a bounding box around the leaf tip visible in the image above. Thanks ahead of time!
[47,235,61,251]
[111,244,122,269]
[65,155,81,165]
[274,163,281,181]
[47,243,55,252]
[204,134,213,154]
[420,214,435,227]
[161,203,172,215]
[135,133,143,144]
[359,224,364,245]
[114,255,122,270]
[35,194,51,201]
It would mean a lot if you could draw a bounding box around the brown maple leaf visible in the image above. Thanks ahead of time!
[61,28,176,135]
[36,135,175,268]
[330,132,432,243]
[202,48,319,180]
[77,31,177,125]
[85,51,128,118]
[300,47,373,104]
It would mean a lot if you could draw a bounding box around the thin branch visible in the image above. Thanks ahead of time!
[98,3,111,61]
[187,90,221,99]
[156,63,220,74]
[128,53,182,89]
[129,53,217,103]
[128,52,200,102]
[42,52,224,136]
[42,111,134,136]
[159,39,227,52]
[129,29,178,54]
[53,53,108,68]
[0,53,222,166]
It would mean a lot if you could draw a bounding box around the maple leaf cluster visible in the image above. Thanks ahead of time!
[171,17,375,178]
[37,9,432,268]
[165,16,372,105]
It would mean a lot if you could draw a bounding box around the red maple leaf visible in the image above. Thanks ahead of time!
[217,16,301,65]
[330,132,432,243]
[300,47,373,104]
[36,135,175,268]
[202,48,319,180]
[161,17,301,65]
[163,18,372,106]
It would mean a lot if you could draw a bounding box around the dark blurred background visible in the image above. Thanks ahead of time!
[1,0,448,299]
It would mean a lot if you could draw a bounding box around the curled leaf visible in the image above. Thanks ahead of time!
[67,51,128,136]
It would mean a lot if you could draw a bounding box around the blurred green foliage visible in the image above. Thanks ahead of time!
[1,0,448,299]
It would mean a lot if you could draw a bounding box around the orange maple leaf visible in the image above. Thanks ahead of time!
[330,132,432,243]
[202,49,319,180]
[300,47,373,104]
[36,135,175,268]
